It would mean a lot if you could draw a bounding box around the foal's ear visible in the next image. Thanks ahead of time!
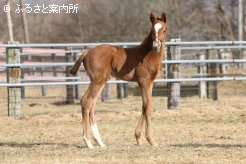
[150,12,156,24]
[161,12,167,23]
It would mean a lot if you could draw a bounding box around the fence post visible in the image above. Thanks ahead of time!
[101,83,110,102]
[197,52,207,99]
[6,41,21,117]
[244,50,246,69]
[65,47,74,104]
[239,49,244,69]
[116,83,128,99]
[218,49,227,75]
[206,50,218,100]
[117,83,123,99]
[74,52,81,100]
[20,47,25,99]
[123,83,128,98]
[167,39,181,109]
[51,47,57,77]
[164,52,168,79]
[40,58,46,97]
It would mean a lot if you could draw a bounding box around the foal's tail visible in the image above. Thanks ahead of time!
[70,51,88,76]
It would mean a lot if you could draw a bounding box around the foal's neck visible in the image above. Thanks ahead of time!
[139,30,153,53]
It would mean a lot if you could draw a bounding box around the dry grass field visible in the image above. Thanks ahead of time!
[0,81,245,163]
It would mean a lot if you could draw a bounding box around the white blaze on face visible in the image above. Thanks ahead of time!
[154,23,162,37]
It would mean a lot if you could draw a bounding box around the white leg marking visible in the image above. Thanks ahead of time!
[91,123,106,148]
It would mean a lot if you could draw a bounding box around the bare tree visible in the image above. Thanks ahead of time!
[20,0,30,43]
[0,0,245,43]
[215,0,236,40]
[5,0,14,42]
[244,0,246,39]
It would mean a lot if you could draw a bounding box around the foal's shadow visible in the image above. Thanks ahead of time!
[0,142,85,149]
[170,143,246,148]
[52,101,80,106]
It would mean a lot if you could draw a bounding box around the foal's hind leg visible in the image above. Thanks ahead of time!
[81,87,93,149]
[89,87,106,148]
[81,82,105,149]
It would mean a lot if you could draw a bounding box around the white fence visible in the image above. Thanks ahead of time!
[0,41,246,85]
[0,41,246,116]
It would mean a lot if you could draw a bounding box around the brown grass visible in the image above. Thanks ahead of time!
[0,81,245,163]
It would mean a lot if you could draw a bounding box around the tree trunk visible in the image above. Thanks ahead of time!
[6,0,14,42]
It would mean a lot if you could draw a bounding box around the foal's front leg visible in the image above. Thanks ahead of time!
[135,114,145,145]
[136,81,156,146]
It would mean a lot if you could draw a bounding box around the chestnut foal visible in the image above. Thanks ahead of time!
[70,13,167,149]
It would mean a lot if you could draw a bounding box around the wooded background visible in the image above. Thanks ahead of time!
[1,0,246,43]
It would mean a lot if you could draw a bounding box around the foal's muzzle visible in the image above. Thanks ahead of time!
[152,41,162,52]
[152,35,163,52]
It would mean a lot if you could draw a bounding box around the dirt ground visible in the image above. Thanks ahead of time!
[0,81,245,163]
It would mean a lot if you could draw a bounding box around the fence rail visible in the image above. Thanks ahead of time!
[19,50,82,56]
[1,59,246,68]
[180,45,246,50]
[1,40,246,48]
[0,77,244,87]
[0,40,246,116]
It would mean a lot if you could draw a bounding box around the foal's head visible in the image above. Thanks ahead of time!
[150,12,167,52]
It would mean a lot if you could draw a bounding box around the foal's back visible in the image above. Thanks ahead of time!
[83,44,162,82]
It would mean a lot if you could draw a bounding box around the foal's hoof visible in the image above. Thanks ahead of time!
[100,144,107,149]
[83,137,94,149]
[136,140,142,146]
[136,143,142,146]
[149,141,158,147]
[85,141,94,149]
[135,135,142,146]
[97,141,107,149]
[93,138,107,148]
[151,142,158,147]
[146,138,157,147]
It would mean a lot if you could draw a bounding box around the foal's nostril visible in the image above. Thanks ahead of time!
[153,41,158,47]
[152,42,161,52]
[152,41,161,52]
